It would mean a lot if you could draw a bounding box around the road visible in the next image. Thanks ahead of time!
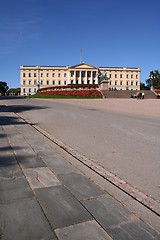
[1,97,160,207]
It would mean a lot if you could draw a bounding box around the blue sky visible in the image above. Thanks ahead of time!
[0,0,160,88]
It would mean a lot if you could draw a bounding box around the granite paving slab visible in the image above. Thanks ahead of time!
[0,199,56,240]
[0,155,17,166]
[0,187,33,203]
[23,167,61,189]
[17,155,46,169]
[0,164,23,179]
[0,177,33,203]
[55,220,112,240]
[0,176,29,191]
[58,172,105,200]
[42,155,80,175]
[35,185,93,229]
[82,194,160,240]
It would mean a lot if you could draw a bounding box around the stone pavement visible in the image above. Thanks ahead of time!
[0,104,160,240]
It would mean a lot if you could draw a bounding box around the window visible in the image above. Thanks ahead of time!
[136,74,138,79]
[58,80,61,85]
[41,73,43,77]
[52,73,55,77]
[115,81,117,85]
[87,80,90,84]
[110,81,112,85]
[29,80,31,85]
[47,80,49,85]
[41,80,43,85]
[115,74,117,78]
[58,73,61,77]
[46,73,49,77]
[131,81,133,86]
[28,73,31,77]
[126,74,129,79]
[120,74,122,78]
[93,80,95,84]
[34,73,36,77]
[136,81,138,86]
[71,80,73,84]
[76,80,78,84]
[29,88,31,93]
[23,73,25,78]
[109,74,112,78]
[34,80,37,85]
[34,88,36,93]
[131,74,133,79]
[23,88,25,93]
[64,73,66,77]
[23,80,25,85]
[126,81,129,86]
[120,81,123,85]
[52,80,55,85]
[64,80,66,85]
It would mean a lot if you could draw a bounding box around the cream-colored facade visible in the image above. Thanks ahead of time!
[20,63,140,95]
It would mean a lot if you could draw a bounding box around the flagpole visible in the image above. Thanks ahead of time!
[80,49,82,64]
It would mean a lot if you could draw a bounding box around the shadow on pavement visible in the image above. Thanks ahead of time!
[0,116,26,126]
[0,133,5,138]
[0,96,25,100]
[0,146,22,152]
[0,104,49,113]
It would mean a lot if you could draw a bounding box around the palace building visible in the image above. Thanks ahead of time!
[20,63,140,95]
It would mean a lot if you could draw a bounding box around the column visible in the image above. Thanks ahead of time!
[91,71,93,84]
[96,71,98,84]
[85,71,87,84]
[68,71,71,84]
[80,71,82,84]
[74,71,76,84]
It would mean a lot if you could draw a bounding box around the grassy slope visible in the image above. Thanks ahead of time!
[28,94,102,99]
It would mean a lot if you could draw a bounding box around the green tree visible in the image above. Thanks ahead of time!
[7,88,21,95]
[146,70,160,89]
[140,82,149,90]
[0,81,9,95]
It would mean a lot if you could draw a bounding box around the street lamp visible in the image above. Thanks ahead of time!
[37,81,40,93]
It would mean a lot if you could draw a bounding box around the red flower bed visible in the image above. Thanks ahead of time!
[38,89,102,98]
[155,90,160,95]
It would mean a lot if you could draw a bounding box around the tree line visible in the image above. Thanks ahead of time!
[146,70,160,89]
[0,81,20,96]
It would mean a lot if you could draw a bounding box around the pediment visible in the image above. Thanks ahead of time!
[69,63,98,70]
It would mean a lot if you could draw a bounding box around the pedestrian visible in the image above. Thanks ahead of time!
[142,92,145,99]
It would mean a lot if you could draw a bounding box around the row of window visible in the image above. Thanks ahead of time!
[23,72,67,78]
[23,72,139,79]
[23,80,67,86]
[23,79,139,86]
[109,74,138,79]
[110,81,139,86]
[23,88,37,93]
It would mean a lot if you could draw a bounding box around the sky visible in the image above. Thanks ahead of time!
[0,0,160,88]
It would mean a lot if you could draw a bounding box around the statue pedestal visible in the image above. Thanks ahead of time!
[100,80,109,90]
